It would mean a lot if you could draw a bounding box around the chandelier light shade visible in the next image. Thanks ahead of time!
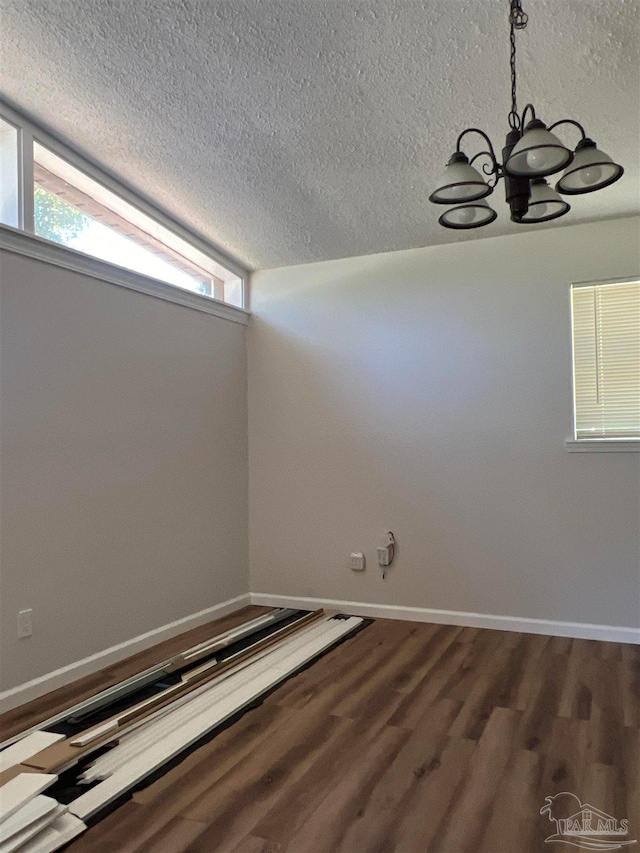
[439,200,498,230]
[429,152,492,204]
[504,120,573,178]
[555,138,624,195]
[516,178,570,223]
[430,0,624,230]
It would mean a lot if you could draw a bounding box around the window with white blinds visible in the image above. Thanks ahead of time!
[571,280,640,440]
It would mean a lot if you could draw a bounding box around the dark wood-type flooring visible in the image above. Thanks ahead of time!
[1,606,639,852]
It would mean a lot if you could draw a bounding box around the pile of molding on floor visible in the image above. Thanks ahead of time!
[0,773,84,852]
[0,609,363,852]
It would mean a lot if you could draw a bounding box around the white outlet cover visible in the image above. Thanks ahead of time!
[17,609,33,638]
[349,553,365,572]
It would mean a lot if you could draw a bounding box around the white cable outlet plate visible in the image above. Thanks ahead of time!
[349,553,365,572]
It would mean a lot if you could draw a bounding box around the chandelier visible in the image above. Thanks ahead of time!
[429,0,624,229]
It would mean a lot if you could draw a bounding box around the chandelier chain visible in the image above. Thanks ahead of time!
[508,0,528,130]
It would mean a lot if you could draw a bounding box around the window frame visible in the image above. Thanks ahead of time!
[567,276,640,452]
[0,100,250,318]
[0,113,21,228]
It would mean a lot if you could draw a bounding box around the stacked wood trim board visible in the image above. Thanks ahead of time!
[0,609,365,852]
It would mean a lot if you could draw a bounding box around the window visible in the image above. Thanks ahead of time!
[0,104,246,310]
[571,279,640,441]
[0,116,19,228]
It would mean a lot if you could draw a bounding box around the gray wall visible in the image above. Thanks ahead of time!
[249,217,640,629]
[0,250,248,690]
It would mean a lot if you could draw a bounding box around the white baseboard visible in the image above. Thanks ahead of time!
[0,594,251,715]
[250,593,640,645]
[3,590,637,716]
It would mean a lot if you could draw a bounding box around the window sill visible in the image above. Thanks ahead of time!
[565,439,640,452]
[0,225,250,325]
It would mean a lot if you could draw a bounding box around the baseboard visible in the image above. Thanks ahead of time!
[4,590,636,716]
[250,593,640,644]
[0,594,251,714]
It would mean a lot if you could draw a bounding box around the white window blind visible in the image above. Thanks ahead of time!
[571,280,640,440]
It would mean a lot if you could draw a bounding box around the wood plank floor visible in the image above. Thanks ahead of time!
[2,607,639,852]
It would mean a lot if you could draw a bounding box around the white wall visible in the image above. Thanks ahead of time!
[0,250,248,691]
[249,217,640,631]
[2,216,638,697]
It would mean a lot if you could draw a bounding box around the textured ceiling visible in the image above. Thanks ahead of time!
[1,0,638,270]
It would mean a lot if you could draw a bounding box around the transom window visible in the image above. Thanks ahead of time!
[0,106,246,308]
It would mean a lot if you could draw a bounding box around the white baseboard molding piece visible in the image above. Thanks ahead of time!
[250,593,640,645]
[0,594,251,715]
[0,733,66,773]
[16,812,85,853]
[0,775,58,825]
[0,797,59,847]
[0,802,66,853]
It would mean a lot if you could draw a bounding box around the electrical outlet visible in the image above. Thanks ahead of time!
[17,609,33,639]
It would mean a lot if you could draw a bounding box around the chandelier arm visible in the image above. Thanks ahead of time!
[520,103,536,129]
[469,152,503,188]
[548,118,587,141]
[456,128,500,172]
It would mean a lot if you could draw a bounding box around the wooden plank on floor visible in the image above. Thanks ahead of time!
[183,705,354,824]
[368,736,477,853]
[128,817,207,853]
[427,707,523,851]
[287,697,462,853]
[264,618,418,712]
[197,723,409,853]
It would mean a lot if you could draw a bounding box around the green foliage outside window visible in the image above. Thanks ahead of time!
[33,186,214,295]
[34,186,90,243]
